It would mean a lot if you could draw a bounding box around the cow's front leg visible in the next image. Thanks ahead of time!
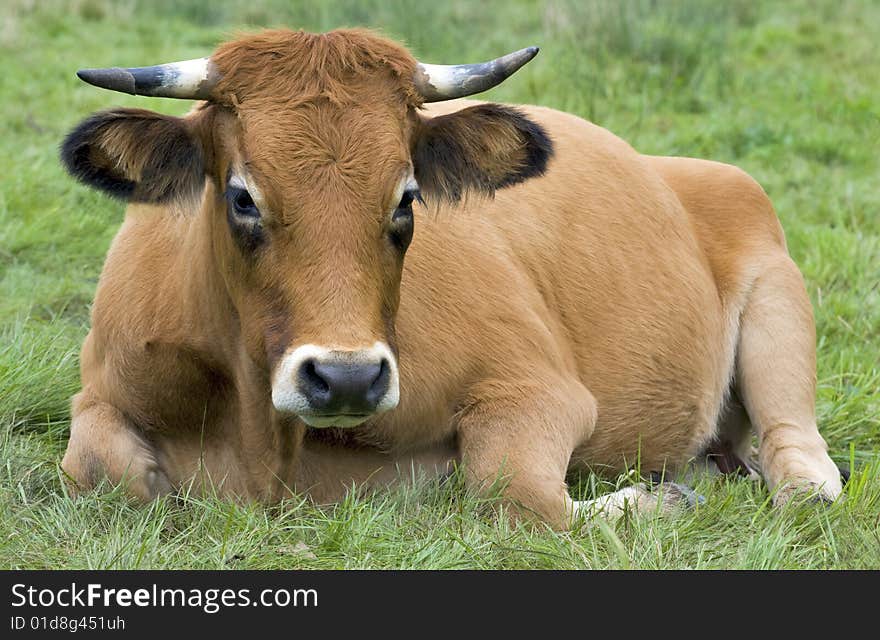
[61,391,172,501]
[455,375,598,530]
[295,439,458,504]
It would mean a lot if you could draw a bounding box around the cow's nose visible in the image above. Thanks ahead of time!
[297,357,390,415]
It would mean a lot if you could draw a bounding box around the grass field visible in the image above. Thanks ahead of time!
[1,0,878,569]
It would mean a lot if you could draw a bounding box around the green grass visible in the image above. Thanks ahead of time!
[1,0,878,569]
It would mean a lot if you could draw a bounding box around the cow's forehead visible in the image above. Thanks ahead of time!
[211,28,422,109]
[236,89,411,152]
[231,101,412,210]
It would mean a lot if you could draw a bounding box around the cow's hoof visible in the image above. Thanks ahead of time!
[655,481,705,511]
[772,479,842,508]
[647,473,705,509]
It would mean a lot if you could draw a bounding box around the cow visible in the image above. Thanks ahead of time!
[58,28,842,529]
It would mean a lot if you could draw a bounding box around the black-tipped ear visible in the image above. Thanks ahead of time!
[412,104,553,204]
[60,108,205,204]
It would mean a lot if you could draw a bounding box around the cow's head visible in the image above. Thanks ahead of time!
[62,29,552,428]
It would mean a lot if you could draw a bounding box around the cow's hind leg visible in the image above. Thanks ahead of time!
[61,392,172,501]
[735,254,842,504]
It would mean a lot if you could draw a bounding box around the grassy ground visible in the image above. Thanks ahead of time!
[1,0,878,569]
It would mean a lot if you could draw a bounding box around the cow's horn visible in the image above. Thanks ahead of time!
[76,58,218,99]
[414,46,539,102]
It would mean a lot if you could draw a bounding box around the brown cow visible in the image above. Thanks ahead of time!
[59,29,842,529]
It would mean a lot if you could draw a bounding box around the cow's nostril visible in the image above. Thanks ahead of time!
[299,358,330,397]
[367,358,391,404]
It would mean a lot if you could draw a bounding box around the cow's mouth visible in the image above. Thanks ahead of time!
[298,413,372,429]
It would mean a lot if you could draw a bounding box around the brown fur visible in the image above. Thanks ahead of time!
[60,29,841,528]
[212,29,422,109]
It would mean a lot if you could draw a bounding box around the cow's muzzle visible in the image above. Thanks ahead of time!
[271,342,400,428]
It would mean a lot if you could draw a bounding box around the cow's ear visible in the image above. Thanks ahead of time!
[60,107,210,204]
[412,103,553,204]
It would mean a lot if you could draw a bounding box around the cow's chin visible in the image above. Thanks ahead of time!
[297,413,372,429]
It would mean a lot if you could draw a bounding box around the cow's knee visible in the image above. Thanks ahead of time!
[62,398,172,501]
[456,375,598,530]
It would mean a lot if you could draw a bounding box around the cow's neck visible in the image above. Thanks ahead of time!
[171,188,241,363]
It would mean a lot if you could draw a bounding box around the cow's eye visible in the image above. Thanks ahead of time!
[224,184,263,252]
[396,188,422,211]
[226,186,260,218]
[389,189,419,252]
